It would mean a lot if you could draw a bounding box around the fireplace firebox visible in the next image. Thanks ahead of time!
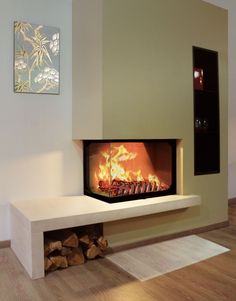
[83,140,176,203]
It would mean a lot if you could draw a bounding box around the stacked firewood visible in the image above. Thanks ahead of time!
[44,228,108,273]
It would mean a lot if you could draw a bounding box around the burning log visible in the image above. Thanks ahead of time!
[160,182,170,190]
[129,183,135,194]
[151,182,157,192]
[146,182,151,192]
[98,178,169,197]
[123,186,129,195]
[140,182,146,193]
[134,182,141,194]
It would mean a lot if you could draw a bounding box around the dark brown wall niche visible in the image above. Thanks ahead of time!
[193,46,220,175]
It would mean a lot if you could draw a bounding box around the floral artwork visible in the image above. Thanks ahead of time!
[14,21,60,94]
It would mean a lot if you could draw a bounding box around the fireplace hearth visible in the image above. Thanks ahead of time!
[83,140,176,203]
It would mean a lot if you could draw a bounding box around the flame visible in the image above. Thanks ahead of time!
[148,174,160,187]
[132,170,144,182]
[112,145,137,162]
[95,144,160,187]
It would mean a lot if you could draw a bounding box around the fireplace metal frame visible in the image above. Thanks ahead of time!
[83,139,176,203]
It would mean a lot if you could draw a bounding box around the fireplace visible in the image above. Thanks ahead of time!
[83,140,176,203]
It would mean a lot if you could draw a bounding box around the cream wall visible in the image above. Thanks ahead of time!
[102,0,228,246]
[0,0,229,245]
[0,0,83,241]
[203,1,236,198]
[72,0,103,139]
[73,0,228,246]
[102,0,227,140]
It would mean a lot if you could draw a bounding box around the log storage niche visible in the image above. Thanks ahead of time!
[44,224,108,274]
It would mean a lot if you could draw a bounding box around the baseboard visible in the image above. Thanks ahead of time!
[0,240,10,249]
[229,198,236,205]
[109,221,229,253]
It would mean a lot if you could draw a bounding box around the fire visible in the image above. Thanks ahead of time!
[133,170,144,182]
[95,144,166,196]
[98,151,111,181]
[96,145,138,183]
[112,145,137,162]
[148,174,160,188]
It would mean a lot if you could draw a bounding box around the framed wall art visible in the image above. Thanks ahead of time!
[14,21,60,94]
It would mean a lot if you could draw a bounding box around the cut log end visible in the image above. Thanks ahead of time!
[49,255,68,269]
[97,236,108,251]
[44,257,53,271]
[44,240,62,256]
[79,234,90,246]
[62,231,79,248]
[86,244,102,259]
[61,247,72,256]
[67,247,85,266]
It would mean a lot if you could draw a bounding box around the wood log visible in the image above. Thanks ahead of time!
[79,234,91,246]
[61,231,79,248]
[67,247,85,266]
[86,244,102,259]
[44,227,108,273]
[49,255,68,269]
[46,230,79,248]
[61,247,72,256]
[44,239,62,256]
[79,235,94,252]
[44,257,53,271]
[97,236,108,251]
[82,225,100,241]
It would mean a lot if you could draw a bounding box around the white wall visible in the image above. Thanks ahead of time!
[204,0,236,198]
[0,0,83,241]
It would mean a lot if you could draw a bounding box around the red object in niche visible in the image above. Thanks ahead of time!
[194,68,204,90]
[83,140,176,203]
